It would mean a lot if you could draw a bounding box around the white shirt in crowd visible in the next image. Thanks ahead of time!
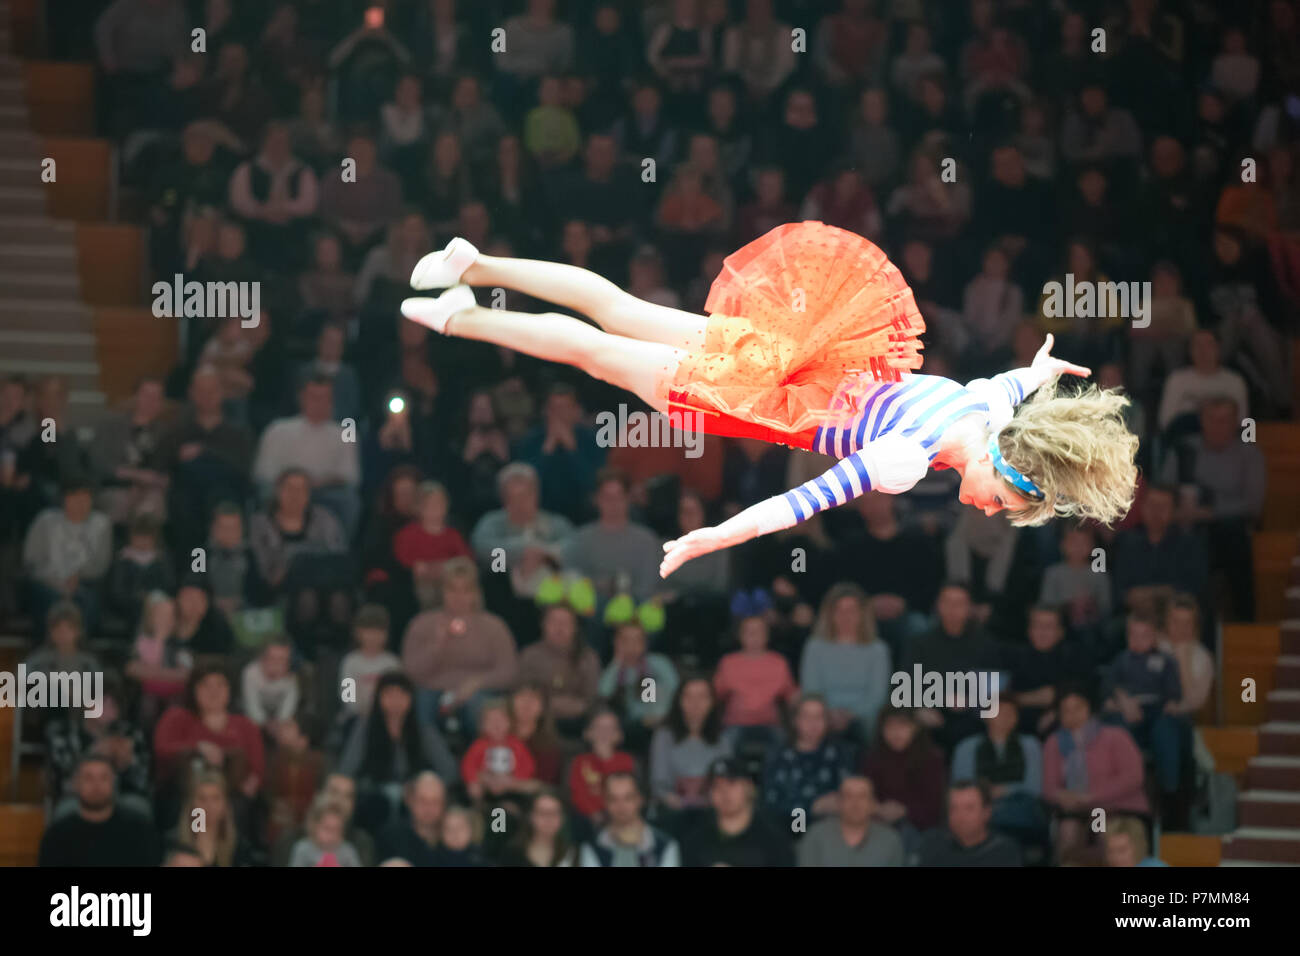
[1156,367,1249,430]
[253,415,360,490]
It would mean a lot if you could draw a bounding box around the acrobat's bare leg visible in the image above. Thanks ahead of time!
[461,253,708,352]
[405,299,681,413]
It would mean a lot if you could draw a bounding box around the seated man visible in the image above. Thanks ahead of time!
[797,776,905,867]
[512,383,606,525]
[901,582,1005,750]
[950,698,1047,850]
[155,365,254,555]
[1111,484,1208,617]
[564,468,663,605]
[1161,396,1266,620]
[915,780,1023,867]
[685,757,795,867]
[22,478,112,635]
[1010,605,1092,735]
[375,772,447,867]
[86,375,172,527]
[1102,611,1188,827]
[1155,329,1248,436]
[253,375,361,537]
[38,755,161,866]
[469,461,574,598]
[579,772,680,867]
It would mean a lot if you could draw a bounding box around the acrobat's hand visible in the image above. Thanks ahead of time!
[1032,333,1090,379]
[660,527,727,579]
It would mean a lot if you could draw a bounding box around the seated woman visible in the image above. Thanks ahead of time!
[859,708,947,856]
[597,621,680,754]
[517,603,602,739]
[648,677,731,836]
[497,788,579,867]
[508,682,567,786]
[400,557,518,736]
[799,583,891,745]
[1042,684,1148,865]
[761,695,851,825]
[152,663,265,828]
[248,468,350,655]
[336,671,459,832]
[713,612,799,753]
[168,769,258,867]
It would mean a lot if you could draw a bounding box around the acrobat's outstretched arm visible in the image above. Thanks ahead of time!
[659,434,930,578]
[965,334,1091,426]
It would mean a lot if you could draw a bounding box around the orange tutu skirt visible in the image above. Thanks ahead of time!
[666,222,925,440]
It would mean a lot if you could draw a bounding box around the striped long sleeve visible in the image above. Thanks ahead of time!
[748,433,931,535]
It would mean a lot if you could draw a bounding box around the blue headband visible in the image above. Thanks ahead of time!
[988,435,1045,502]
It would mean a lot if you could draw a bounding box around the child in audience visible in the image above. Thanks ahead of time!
[290,796,362,866]
[207,503,254,616]
[24,601,100,675]
[1038,523,1111,632]
[392,481,471,609]
[265,714,325,846]
[461,698,538,802]
[1158,594,1214,718]
[127,591,193,723]
[567,707,636,824]
[509,682,566,786]
[199,316,256,410]
[432,805,488,866]
[598,622,679,753]
[338,604,402,721]
[106,513,175,619]
[240,636,300,729]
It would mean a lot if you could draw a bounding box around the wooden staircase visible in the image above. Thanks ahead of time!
[0,0,165,865]
[1158,414,1300,866]
[0,640,43,865]
[0,0,174,413]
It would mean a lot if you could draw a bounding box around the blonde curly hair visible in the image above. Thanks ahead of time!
[996,378,1139,527]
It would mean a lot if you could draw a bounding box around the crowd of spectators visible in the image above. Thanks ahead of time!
[5,0,1296,867]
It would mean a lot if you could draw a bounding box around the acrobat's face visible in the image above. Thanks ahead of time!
[957,456,1030,518]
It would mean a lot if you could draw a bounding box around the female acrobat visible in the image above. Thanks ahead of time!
[398,222,1139,578]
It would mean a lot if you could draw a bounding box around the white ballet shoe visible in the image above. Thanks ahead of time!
[409,237,478,290]
[400,285,476,334]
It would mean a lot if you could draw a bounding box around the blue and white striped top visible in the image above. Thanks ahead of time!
[769,368,1040,531]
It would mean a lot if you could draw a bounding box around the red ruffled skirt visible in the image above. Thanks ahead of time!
[665,222,925,447]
